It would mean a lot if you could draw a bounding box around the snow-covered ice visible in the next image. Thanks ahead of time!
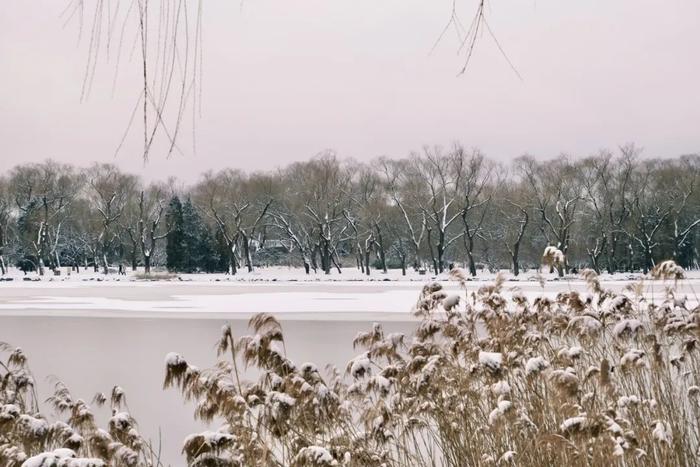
[1,267,697,319]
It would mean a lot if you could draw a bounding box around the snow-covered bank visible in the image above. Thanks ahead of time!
[4,265,698,285]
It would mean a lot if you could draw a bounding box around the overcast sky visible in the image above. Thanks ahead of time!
[1,0,699,181]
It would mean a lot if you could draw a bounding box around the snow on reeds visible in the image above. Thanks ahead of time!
[2,260,700,466]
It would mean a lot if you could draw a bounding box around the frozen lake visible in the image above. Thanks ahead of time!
[1,275,698,465]
[0,280,431,465]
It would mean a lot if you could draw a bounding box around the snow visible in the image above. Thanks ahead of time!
[620,349,646,367]
[617,395,640,408]
[560,415,587,432]
[490,380,511,396]
[21,449,105,467]
[613,319,643,338]
[183,431,235,450]
[294,446,337,466]
[525,356,550,376]
[652,421,673,446]
[109,412,132,431]
[442,293,461,311]
[479,351,502,371]
[0,403,20,420]
[488,400,512,425]
[0,269,698,319]
[349,353,372,378]
[165,352,186,367]
[266,391,296,407]
[17,414,49,438]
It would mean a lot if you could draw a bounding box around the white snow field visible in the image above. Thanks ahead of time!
[1,267,699,465]
[1,266,698,318]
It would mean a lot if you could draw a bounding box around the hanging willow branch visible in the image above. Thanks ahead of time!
[432,0,522,80]
[63,0,203,161]
[62,0,514,162]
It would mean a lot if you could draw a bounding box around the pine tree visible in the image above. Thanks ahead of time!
[179,198,203,272]
[165,196,185,271]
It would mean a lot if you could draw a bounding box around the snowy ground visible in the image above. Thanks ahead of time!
[0,264,683,284]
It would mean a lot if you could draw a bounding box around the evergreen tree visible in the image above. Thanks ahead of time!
[181,198,212,272]
[214,229,231,273]
[165,196,185,271]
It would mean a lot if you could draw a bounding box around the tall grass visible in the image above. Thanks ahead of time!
[1,261,699,466]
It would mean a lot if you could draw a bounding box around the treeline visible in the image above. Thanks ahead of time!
[0,144,698,277]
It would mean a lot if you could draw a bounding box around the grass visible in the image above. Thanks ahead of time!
[1,261,699,466]
[132,272,180,281]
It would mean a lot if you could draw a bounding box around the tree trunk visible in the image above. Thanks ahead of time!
[427,229,438,274]
[606,234,618,274]
[332,251,342,274]
[436,231,445,273]
[242,235,253,273]
[374,225,388,273]
[357,249,365,274]
[588,253,600,274]
[0,231,5,274]
[643,247,653,274]
[229,245,238,275]
[466,235,477,277]
[144,254,151,274]
[364,249,371,276]
[102,253,109,275]
[321,241,331,275]
[412,240,421,272]
[311,245,319,272]
[467,250,476,276]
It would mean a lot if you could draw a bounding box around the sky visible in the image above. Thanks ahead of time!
[0,0,699,182]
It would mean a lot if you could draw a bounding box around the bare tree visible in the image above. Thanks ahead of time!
[624,159,675,273]
[663,154,700,266]
[86,164,138,274]
[195,170,272,274]
[283,154,352,275]
[518,155,582,276]
[379,157,427,271]
[269,173,316,274]
[0,176,11,275]
[453,146,497,276]
[124,184,170,274]
[414,147,464,274]
[0,147,697,275]
[9,161,82,275]
[492,179,530,276]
